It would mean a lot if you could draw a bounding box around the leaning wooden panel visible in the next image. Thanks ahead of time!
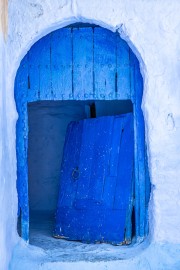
[54,114,134,244]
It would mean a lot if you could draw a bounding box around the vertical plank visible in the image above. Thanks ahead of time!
[117,38,131,99]
[73,27,93,100]
[134,57,146,240]
[113,114,134,210]
[125,169,134,244]
[15,56,29,241]
[109,116,123,177]
[133,101,140,239]
[88,117,112,201]
[75,119,96,201]
[38,35,51,100]
[102,116,123,208]
[131,52,141,239]
[51,28,72,100]
[94,27,116,100]
[129,49,136,102]
[28,42,40,102]
[59,121,83,207]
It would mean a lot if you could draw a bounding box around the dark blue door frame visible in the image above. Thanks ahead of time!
[15,25,150,243]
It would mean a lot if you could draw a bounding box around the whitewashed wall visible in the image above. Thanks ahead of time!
[0,0,180,269]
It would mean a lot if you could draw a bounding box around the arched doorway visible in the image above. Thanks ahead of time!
[15,23,150,244]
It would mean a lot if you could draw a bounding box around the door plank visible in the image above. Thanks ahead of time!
[117,38,131,99]
[87,117,112,202]
[75,119,96,201]
[113,114,134,209]
[38,35,51,100]
[73,28,93,100]
[94,28,116,100]
[58,121,83,207]
[51,28,72,100]
[28,42,41,102]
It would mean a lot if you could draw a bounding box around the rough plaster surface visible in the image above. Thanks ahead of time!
[0,0,180,269]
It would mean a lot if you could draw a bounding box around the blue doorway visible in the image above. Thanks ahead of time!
[15,24,150,244]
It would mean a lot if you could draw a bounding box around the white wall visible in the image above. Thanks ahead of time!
[0,0,180,269]
[0,33,18,270]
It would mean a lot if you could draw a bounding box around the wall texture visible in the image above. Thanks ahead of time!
[0,0,180,269]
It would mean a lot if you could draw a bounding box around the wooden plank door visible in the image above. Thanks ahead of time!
[54,113,134,244]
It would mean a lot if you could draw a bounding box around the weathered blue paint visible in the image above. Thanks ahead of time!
[117,38,131,99]
[51,28,72,100]
[15,55,29,242]
[135,61,146,239]
[54,114,134,244]
[15,25,150,243]
[28,41,40,102]
[73,27,94,99]
[94,28,117,100]
[39,35,51,100]
[130,51,151,240]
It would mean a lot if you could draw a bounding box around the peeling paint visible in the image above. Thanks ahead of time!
[0,0,8,39]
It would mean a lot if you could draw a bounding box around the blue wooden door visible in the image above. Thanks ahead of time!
[54,113,134,244]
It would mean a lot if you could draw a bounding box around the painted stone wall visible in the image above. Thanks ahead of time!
[0,0,180,269]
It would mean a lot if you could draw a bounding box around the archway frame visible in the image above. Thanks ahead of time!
[14,23,150,244]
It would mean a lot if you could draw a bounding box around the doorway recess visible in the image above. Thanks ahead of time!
[15,24,150,249]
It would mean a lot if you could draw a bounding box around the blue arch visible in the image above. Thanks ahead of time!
[15,24,150,243]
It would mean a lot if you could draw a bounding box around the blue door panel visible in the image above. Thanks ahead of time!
[87,117,113,202]
[55,113,134,243]
[109,117,124,177]
[76,119,97,201]
[114,114,134,209]
[57,121,83,208]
